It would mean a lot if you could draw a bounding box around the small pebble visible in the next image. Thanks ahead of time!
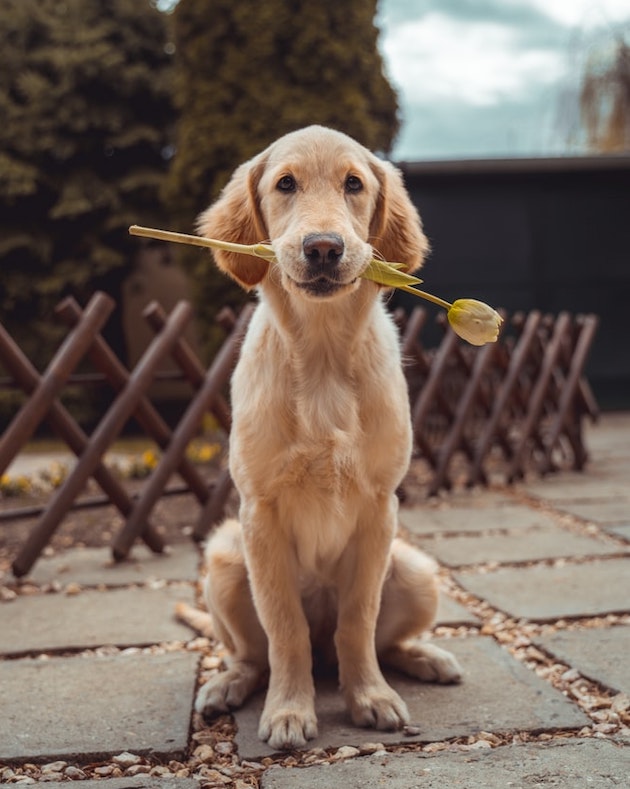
[64,766,86,779]
[41,761,67,774]
[93,765,115,777]
[64,582,82,596]
[150,766,172,776]
[358,742,385,754]
[214,740,234,755]
[113,752,142,768]
[194,744,215,762]
[333,745,360,760]
[126,765,151,776]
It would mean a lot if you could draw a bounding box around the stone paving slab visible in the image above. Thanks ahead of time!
[415,526,625,567]
[261,738,628,788]
[26,543,200,587]
[232,636,588,760]
[554,499,630,524]
[400,503,559,536]
[0,651,198,762]
[0,585,195,656]
[536,626,630,694]
[521,474,630,503]
[454,558,630,621]
[436,594,480,625]
[605,523,630,540]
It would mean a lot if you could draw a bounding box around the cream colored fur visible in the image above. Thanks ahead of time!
[190,126,462,750]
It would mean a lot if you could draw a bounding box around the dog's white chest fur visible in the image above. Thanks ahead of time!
[228,297,412,577]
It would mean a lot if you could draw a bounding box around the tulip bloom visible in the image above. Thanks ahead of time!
[447,299,503,345]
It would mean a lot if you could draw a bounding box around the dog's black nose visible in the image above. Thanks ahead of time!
[303,233,344,266]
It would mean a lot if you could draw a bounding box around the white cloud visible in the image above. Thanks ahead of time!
[527,0,630,28]
[382,12,565,107]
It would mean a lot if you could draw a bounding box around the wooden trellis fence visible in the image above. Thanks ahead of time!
[398,307,599,496]
[0,292,253,577]
[0,294,598,577]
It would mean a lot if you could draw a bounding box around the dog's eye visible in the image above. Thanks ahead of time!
[276,174,297,193]
[345,175,363,193]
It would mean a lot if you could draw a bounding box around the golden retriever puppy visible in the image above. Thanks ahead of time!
[193,126,462,750]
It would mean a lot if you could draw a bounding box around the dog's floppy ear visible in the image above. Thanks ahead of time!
[368,158,429,275]
[197,155,269,289]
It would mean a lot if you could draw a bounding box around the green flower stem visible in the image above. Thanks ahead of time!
[129,225,275,259]
[397,284,453,311]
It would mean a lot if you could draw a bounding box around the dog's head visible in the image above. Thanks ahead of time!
[197,126,428,300]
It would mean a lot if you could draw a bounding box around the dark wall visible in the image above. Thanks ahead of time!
[396,156,630,409]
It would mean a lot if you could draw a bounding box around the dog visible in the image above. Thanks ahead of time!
[185,126,462,750]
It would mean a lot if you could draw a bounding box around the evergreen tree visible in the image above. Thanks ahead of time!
[164,0,399,358]
[0,0,174,368]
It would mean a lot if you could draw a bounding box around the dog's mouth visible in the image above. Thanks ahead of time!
[292,275,359,298]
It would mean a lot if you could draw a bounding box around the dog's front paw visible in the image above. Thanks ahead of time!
[347,683,410,731]
[258,705,318,750]
[195,664,261,719]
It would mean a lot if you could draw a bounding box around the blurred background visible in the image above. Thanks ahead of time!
[1,0,628,425]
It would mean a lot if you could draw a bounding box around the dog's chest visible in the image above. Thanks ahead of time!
[230,308,411,499]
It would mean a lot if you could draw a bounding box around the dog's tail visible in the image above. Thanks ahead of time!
[174,601,214,638]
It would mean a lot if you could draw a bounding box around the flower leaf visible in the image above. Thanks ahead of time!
[361,258,423,287]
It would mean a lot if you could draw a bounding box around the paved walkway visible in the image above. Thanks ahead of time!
[1,413,629,787]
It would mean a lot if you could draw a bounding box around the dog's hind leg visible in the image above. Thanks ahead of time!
[195,520,269,719]
[376,539,463,684]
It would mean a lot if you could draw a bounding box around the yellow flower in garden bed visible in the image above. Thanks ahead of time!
[129,225,503,346]
[0,473,31,497]
[186,441,222,464]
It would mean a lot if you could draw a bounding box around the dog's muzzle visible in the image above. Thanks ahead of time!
[293,233,350,296]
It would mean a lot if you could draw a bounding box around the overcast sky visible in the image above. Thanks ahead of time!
[377,0,630,160]
[159,0,629,161]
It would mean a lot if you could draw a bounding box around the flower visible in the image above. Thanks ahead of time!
[186,441,221,464]
[141,449,159,469]
[0,473,31,497]
[447,299,503,345]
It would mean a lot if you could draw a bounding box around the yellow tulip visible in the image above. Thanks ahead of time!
[446,299,503,345]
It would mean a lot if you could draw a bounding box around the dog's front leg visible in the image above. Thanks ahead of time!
[242,503,317,750]
[335,494,410,730]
